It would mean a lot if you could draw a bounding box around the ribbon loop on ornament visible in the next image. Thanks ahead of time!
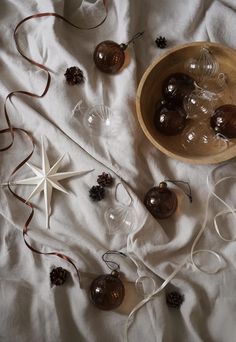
[102,250,127,271]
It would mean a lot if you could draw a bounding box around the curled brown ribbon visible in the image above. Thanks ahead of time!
[1,1,108,280]
[1,0,108,151]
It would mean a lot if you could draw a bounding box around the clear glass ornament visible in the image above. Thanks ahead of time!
[104,204,135,234]
[104,183,136,235]
[83,104,120,137]
[181,119,229,154]
[72,102,121,137]
[185,47,219,81]
[197,72,227,95]
[183,88,215,119]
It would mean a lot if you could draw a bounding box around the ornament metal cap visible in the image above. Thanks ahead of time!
[111,269,120,278]
[159,181,167,189]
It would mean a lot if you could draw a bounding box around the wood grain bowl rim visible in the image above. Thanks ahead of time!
[136,41,236,164]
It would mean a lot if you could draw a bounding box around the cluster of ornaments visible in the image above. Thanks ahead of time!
[153,47,236,149]
[50,263,184,311]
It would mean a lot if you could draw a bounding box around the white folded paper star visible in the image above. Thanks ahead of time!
[14,137,92,228]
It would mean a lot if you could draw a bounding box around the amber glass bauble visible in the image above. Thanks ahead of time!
[144,182,177,219]
[93,40,126,74]
[210,104,236,138]
[154,101,186,136]
[162,73,195,106]
[90,271,125,310]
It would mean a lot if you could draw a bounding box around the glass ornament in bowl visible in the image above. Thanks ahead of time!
[136,42,236,164]
[197,72,227,95]
[183,88,216,120]
[210,104,236,138]
[153,100,187,136]
[181,119,229,155]
[162,72,195,106]
[185,47,219,81]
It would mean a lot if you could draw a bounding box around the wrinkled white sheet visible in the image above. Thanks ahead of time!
[1,0,236,341]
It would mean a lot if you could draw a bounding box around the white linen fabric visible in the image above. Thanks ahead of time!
[1,0,236,341]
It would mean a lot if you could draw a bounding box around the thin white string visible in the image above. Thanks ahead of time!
[124,259,187,342]
[115,182,133,207]
[214,208,236,241]
[207,174,236,242]
[124,164,236,341]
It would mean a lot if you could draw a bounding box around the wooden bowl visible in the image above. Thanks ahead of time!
[136,42,236,164]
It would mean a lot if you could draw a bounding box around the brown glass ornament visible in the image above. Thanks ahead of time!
[90,270,125,310]
[154,100,187,136]
[144,182,177,219]
[162,73,195,106]
[210,104,236,138]
[93,40,126,74]
[93,32,144,74]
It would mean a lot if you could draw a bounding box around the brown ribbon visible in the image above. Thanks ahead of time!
[1,1,108,280]
[1,0,108,151]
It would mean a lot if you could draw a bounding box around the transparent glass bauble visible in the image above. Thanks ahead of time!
[181,119,229,154]
[104,204,135,235]
[183,88,216,119]
[83,104,120,137]
[197,73,227,94]
[185,47,219,81]
[104,182,136,235]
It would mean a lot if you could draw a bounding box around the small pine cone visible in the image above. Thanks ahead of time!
[155,36,167,49]
[89,185,105,201]
[50,267,68,286]
[97,172,114,187]
[64,66,84,85]
[166,291,184,308]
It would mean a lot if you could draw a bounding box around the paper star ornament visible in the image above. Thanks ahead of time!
[14,137,92,228]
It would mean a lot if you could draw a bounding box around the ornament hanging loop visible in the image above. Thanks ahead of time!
[102,250,127,272]
[121,31,145,50]
[164,179,193,203]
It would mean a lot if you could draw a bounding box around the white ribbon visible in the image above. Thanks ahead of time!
[124,164,236,341]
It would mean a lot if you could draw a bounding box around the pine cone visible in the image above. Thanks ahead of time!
[155,36,167,49]
[166,291,184,308]
[50,267,69,286]
[64,66,84,85]
[97,172,114,187]
[89,185,105,201]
